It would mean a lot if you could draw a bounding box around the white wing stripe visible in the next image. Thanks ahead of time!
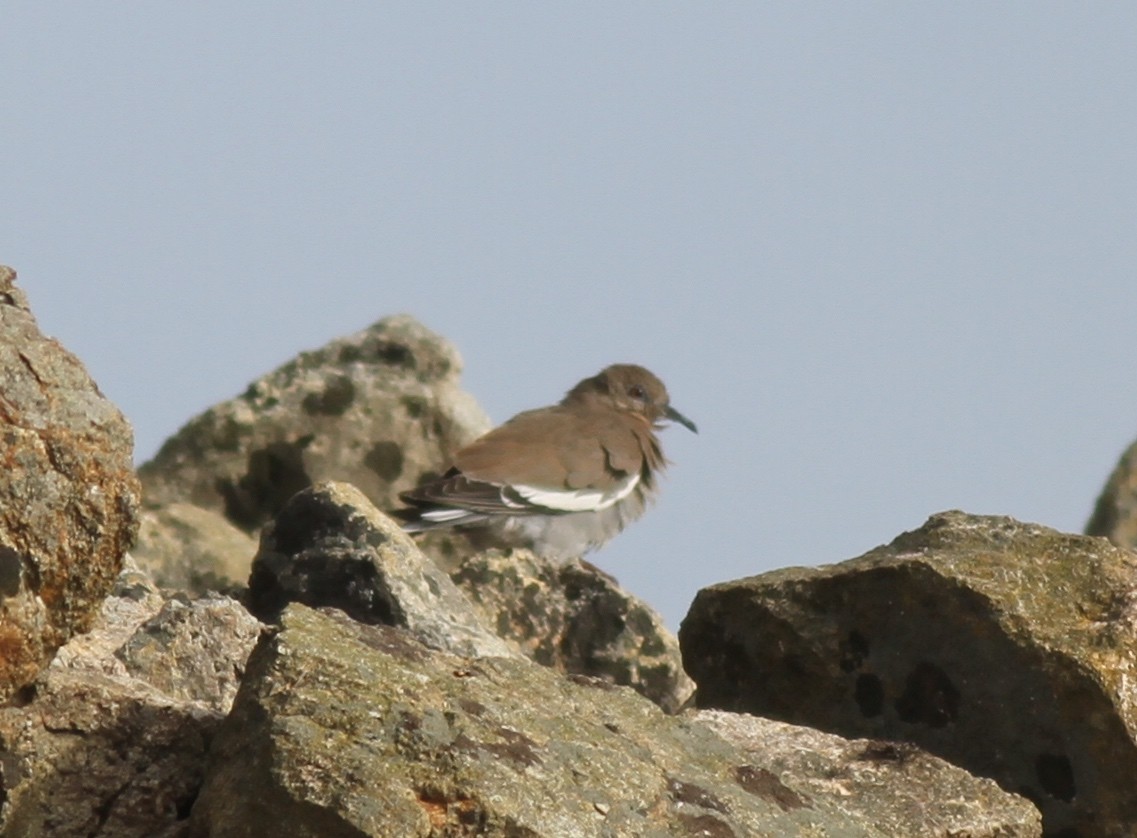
[512,473,640,512]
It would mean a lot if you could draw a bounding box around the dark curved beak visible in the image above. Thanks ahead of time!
[665,405,698,434]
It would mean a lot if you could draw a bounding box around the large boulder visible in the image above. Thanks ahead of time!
[138,314,489,531]
[0,266,141,701]
[190,604,1038,837]
[680,511,1137,837]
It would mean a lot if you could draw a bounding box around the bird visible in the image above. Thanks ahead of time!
[394,364,697,560]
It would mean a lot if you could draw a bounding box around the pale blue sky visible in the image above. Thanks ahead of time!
[4,5,1135,627]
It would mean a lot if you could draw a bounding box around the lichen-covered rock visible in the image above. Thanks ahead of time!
[695,710,1041,837]
[451,548,694,713]
[680,511,1137,837]
[0,265,141,701]
[137,315,490,538]
[0,560,264,837]
[132,502,258,596]
[191,603,933,838]
[247,481,514,658]
[1086,438,1137,549]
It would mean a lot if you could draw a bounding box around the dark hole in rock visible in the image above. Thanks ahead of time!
[839,629,870,672]
[894,661,959,728]
[1036,752,1076,802]
[854,673,884,717]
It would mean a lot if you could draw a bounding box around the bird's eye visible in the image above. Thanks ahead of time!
[628,384,647,401]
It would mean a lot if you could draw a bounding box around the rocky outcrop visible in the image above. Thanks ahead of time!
[0,266,141,701]
[0,557,263,837]
[0,282,1064,836]
[681,511,1137,837]
[190,603,1039,838]
[137,315,489,528]
[246,481,691,709]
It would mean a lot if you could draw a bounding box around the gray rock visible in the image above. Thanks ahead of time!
[0,265,141,701]
[451,548,694,713]
[191,603,915,838]
[138,314,490,537]
[1086,438,1137,548]
[132,503,258,596]
[695,710,1041,837]
[0,561,264,838]
[116,593,264,711]
[680,511,1137,837]
[247,480,514,658]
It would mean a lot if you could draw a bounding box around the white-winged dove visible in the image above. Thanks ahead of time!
[395,364,697,559]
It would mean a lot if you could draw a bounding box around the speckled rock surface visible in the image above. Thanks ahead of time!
[0,265,141,701]
[191,603,923,838]
[695,710,1041,837]
[247,481,514,658]
[0,559,264,838]
[132,502,257,596]
[452,548,694,713]
[680,511,1137,837]
[137,314,490,540]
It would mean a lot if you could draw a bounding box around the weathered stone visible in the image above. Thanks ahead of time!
[190,603,931,838]
[451,548,694,713]
[695,710,1041,837]
[680,511,1137,837]
[137,315,490,536]
[0,561,263,838]
[0,265,141,701]
[247,481,513,658]
[1086,438,1137,549]
[132,502,257,595]
[116,593,264,710]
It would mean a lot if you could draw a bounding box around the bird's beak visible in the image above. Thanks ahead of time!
[665,405,698,434]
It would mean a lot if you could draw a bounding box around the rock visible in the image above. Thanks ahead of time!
[116,593,264,710]
[137,315,490,537]
[680,511,1137,837]
[451,548,694,713]
[0,561,264,838]
[191,603,965,838]
[132,502,258,595]
[0,265,142,702]
[246,481,514,658]
[695,710,1041,837]
[1086,438,1137,548]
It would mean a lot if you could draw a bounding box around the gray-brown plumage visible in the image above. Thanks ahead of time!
[395,364,696,559]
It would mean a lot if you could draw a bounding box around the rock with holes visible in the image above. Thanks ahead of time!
[137,314,490,587]
[189,602,999,838]
[246,481,514,658]
[1086,438,1137,549]
[680,511,1137,837]
[0,557,264,837]
[695,710,1040,837]
[451,547,694,713]
[0,266,141,702]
